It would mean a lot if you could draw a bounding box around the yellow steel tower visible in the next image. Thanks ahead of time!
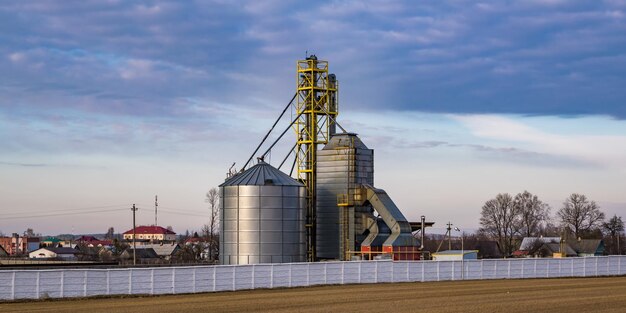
[295,55,338,261]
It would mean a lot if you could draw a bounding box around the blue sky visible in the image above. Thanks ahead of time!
[1,0,625,235]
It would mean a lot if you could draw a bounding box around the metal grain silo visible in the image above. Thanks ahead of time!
[219,161,306,265]
[316,133,374,260]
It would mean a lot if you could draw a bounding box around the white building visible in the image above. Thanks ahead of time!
[432,250,478,261]
[123,226,177,241]
[29,247,79,261]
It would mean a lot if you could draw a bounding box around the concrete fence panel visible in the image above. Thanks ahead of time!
[1,256,625,301]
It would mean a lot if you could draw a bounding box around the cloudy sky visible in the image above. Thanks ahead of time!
[1,0,625,235]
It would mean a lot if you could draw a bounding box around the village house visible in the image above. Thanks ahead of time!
[75,235,113,248]
[123,226,176,242]
[0,245,8,257]
[120,248,160,264]
[0,234,40,255]
[514,237,606,258]
[29,247,80,261]
[569,239,605,257]
[136,242,181,260]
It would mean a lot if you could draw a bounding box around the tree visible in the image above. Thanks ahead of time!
[603,215,624,254]
[537,221,560,237]
[513,191,550,237]
[557,193,605,238]
[173,244,201,263]
[111,238,129,257]
[23,228,37,237]
[479,193,519,255]
[105,227,115,239]
[205,187,220,261]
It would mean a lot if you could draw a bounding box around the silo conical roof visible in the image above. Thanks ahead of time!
[220,161,303,187]
[322,132,369,150]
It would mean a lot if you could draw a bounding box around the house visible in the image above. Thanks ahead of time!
[432,250,478,261]
[29,247,80,261]
[123,226,176,242]
[136,243,181,260]
[443,241,502,259]
[538,243,578,258]
[0,234,40,255]
[74,244,115,261]
[569,239,605,257]
[75,235,113,247]
[519,237,561,250]
[120,248,160,264]
[465,241,502,259]
[41,236,63,248]
[184,236,215,260]
[514,237,562,257]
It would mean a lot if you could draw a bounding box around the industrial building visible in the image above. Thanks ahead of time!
[220,56,431,265]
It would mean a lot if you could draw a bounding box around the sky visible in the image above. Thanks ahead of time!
[1,0,625,236]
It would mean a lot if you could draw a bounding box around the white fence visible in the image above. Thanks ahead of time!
[1,256,625,301]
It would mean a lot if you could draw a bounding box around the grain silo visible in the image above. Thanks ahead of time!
[221,56,428,263]
[219,160,306,265]
[316,133,374,260]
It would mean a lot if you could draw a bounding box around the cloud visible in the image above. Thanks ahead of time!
[1,0,625,122]
[0,161,48,167]
[2,0,626,164]
[8,52,25,62]
[390,138,588,168]
[452,114,626,170]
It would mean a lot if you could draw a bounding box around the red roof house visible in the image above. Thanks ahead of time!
[123,226,176,242]
[76,235,113,247]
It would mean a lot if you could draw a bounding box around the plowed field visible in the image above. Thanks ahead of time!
[2,276,626,313]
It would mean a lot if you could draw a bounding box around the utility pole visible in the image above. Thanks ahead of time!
[447,222,453,250]
[131,204,138,266]
[154,195,158,226]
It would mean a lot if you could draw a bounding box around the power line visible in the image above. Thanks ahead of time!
[0,206,128,218]
[158,209,209,217]
[0,208,128,220]
[136,204,208,215]
[0,204,128,217]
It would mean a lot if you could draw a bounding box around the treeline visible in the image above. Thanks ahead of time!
[479,191,624,255]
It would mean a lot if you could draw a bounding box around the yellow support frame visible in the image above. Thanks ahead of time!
[294,56,338,261]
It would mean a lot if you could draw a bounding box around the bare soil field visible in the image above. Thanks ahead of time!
[2,276,626,313]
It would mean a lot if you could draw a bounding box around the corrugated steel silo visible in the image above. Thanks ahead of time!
[219,161,306,265]
[316,133,374,259]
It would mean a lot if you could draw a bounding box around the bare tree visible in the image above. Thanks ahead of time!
[538,221,560,237]
[603,215,624,254]
[111,238,129,257]
[479,193,519,256]
[206,187,220,261]
[105,227,115,239]
[557,193,605,238]
[23,228,37,237]
[513,191,550,237]
[173,244,201,263]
